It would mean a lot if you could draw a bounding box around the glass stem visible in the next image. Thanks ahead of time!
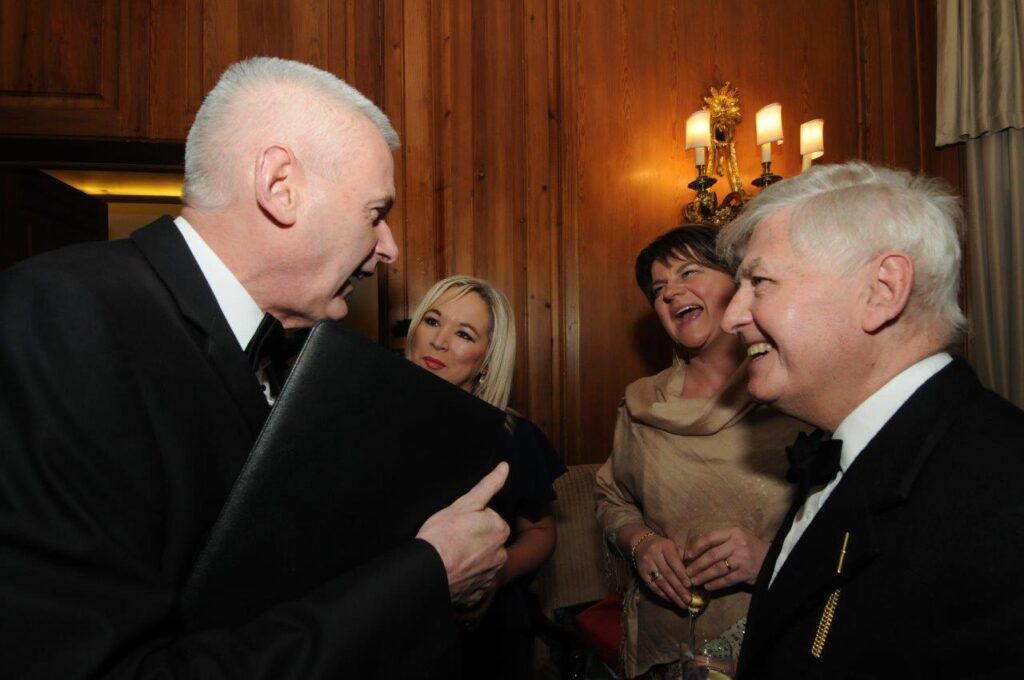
[688,610,698,661]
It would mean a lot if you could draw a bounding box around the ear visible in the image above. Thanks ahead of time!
[254,145,299,227]
[861,252,914,333]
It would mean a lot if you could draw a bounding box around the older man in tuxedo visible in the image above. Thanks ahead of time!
[698,162,1024,677]
[0,58,508,678]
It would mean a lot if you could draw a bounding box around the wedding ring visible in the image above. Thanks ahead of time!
[723,559,732,572]
[649,569,660,581]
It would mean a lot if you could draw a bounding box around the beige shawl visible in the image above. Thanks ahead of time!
[594,359,805,677]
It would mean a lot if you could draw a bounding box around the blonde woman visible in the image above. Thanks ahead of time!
[407,275,565,679]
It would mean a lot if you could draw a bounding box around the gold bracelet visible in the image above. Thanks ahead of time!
[629,529,656,571]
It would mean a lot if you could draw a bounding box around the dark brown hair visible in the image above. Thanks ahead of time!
[635,224,729,304]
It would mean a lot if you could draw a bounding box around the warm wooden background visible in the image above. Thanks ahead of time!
[0,0,962,464]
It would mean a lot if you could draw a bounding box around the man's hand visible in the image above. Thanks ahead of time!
[417,462,510,606]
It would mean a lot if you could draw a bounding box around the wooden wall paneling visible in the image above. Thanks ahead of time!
[854,0,890,164]
[397,0,443,316]
[557,0,582,463]
[522,0,562,442]
[0,0,149,137]
[439,0,476,278]
[381,0,408,334]
[150,0,376,140]
[0,1,104,97]
[471,0,531,409]
[150,0,194,140]
[234,1,330,65]
[340,0,382,100]
[853,0,933,170]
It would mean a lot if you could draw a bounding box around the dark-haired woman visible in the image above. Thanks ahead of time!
[594,225,806,678]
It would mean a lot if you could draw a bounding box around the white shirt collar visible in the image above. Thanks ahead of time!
[832,352,953,469]
[174,216,264,351]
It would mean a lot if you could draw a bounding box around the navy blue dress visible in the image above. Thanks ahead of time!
[460,415,566,679]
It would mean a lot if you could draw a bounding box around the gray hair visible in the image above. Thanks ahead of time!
[184,57,398,208]
[406,275,517,413]
[718,161,966,343]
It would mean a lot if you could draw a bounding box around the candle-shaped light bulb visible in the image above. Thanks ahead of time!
[800,118,825,171]
[685,109,712,168]
[756,103,784,163]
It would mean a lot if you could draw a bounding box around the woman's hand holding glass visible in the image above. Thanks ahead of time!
[684,526,769,591]
[634,533,692,610]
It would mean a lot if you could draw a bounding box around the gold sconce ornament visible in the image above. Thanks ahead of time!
[683,83,748,225]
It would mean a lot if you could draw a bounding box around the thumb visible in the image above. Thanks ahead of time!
[451,462,509,511]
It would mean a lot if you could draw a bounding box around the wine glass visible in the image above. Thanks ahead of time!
[683,528,710,656]
[679,638,736,680]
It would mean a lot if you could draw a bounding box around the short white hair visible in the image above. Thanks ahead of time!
[405,276,517,412]
[184,57,398,209]
[718,161,966,343]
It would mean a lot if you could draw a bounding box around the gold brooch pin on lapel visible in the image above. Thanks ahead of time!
[811,531,850,658]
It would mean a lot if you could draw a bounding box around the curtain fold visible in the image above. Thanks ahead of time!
[964,128,1024,407]
[937,0,1024,408]
[937,0,1024,145]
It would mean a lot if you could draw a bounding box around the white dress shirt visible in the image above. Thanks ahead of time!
[173,216,264,353]
[769,352,953,586]
[174,216,280,404]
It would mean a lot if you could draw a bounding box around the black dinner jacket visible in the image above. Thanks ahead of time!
[737,358,1024,679]
[0,217,456,678]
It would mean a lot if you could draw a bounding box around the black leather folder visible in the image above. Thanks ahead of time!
[181,319,505,630]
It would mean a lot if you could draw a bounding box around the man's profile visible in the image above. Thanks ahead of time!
[0,57,508,679]
[717,161,1024,678]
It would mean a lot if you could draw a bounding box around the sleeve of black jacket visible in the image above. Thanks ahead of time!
[0,255,458,679]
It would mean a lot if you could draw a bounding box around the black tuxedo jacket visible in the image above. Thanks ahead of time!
[0,217,457,678]
[737,358,1024,679]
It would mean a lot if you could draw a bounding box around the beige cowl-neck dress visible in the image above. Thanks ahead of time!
[594,358,806,678]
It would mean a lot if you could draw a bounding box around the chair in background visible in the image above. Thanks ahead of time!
[531,464,629,679]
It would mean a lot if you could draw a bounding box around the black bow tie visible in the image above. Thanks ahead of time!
[786,429,843,495]
[245,314,306,397]
[245,314,286,370]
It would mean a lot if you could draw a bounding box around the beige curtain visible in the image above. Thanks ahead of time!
[937,0,1024,408]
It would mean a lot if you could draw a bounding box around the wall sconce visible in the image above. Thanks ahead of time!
[682,82,824,225]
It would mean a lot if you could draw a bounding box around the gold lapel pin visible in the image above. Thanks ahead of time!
[811,531,850,658]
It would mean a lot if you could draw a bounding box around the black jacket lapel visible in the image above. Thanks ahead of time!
[130,217,269,436]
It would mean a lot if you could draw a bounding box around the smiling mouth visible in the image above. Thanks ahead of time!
[673,305,702,321]
[747,342,773,359]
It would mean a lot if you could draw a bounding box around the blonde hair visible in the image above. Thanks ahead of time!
[406,275,516,412]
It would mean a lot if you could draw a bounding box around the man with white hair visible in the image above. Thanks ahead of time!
[0,58,509,678]
[710,161,1024,677]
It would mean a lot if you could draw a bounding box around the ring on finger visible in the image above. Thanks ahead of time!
[649,569,660,581]
[723,559,732,572]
